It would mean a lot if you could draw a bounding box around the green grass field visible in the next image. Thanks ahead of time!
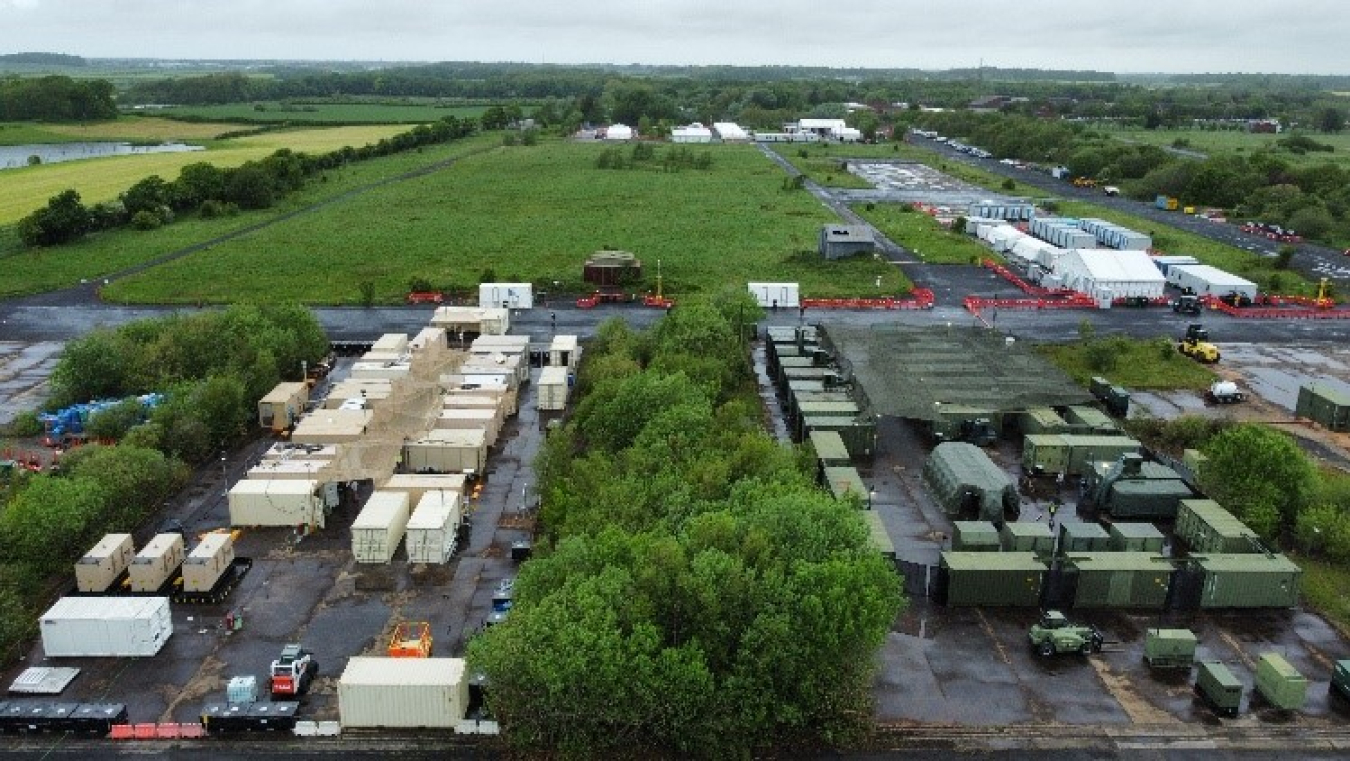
[0,125,416,225]
[852,204,999,264]
[102,140,906,304]
[1053,200,1317,295]
[0,134,502,298]
[155,102,487,124]
[0,116,244,146]
[1036,336,1216,390]
[1100,125,1350,168]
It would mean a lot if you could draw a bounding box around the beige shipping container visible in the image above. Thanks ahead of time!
[462,352,527,385]
[291,409,372,444]
[323,379,393,409]
[404,428,489,474]
[549,335,580,370]
[409,327,447,352]
[435,409,500,446]
[247,459,330,480]
[74,533,135,593]
[381,474,466,506]
[406,491,463,564]
[538,366,570,411]
[339,657,468,728]
[128,533,186,593]
[444,377,516,416]
[360,349,408,363]
[371,333,410,354]
[182,533,237,593]
[469,334,530,355]
[258,382,309,432]
[351,491,412,563]
[430,306,510,336]
[229,478,327,528]
[262,443,340,462]
[350,361,411,380]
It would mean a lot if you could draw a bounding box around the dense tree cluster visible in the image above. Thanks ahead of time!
[15,115,476,248]
[469,299,902,757]
[0,75,115,121]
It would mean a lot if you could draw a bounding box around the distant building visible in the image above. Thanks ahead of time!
[712,122,750,141]
[819,225,875,260]
[969,95,1011,113]
[1248,119,1282,134]
[789,118,861,141]
[603,124,634,141]
[671,123,712,143]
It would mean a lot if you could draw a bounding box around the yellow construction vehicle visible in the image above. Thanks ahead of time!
[1178,324,1220,364]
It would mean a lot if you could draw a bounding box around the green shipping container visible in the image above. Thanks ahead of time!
[785,379,827,396]
[1175,499,1262,554]
[794,401,861,441]
[1332,659,1350,700]
[1196,661,1244,717]
[1023,434,1141,477]
[1254,652,1307,710]
[1182,449,1208,483]
[1061,405,1119,435]
[823,466,868,504]
[1108,522,1166,552]
[1058,521,1111,553]
[1296,382,1350,432]
[1101,478,1194,520]
[952,521,1001,552]
[1000,522,1055,553]
[862,509,895,560]
[1066,552,1173,609]
[1144,628,1198,668]
[1020,407,1070,436]
[802,416,876,459]
[1195,553,1302,609]
[789,391,853,425]
[940,552,1047,607]
[810,430,851,470]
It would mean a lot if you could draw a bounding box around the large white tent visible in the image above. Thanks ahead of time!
[1053,249,1167,299]
[986,226,1027,253]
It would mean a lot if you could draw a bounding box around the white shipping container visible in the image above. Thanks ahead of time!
[229,478,327,528]
[548,335,581,369]
[351,491,412,563]
[247,459,330,480]
[469,334,530,354]
[40,596,172,657]
[128,533,185,593]
[349,361,411,381]
[409,326,447,352]
[746,282,801,309]
[371,333,409,354]
[290,409,373,444]
[538,366,570,411]
[404,429,489,475]
[182,533,236,593]
[1166,264,1258,300]
[462,352,527,385]
[478,283,533,310]
[339,657,468,728]
[262,443,340,462]
[405,491,463,564]
[381,474,466,506]
[74,533,135,593]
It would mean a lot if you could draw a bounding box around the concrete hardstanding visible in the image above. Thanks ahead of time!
[1066,553,1173,609]
[351,491,412,563]
[338,657,468,728]
[940,552,1047,607]
[182,533,236,593]
[74,533,134,594]
[1254,652,1308,710]
[39,597,172,658]
[128,533,185,593]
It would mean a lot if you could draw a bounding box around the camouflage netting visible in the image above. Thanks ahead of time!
[819,323,1092,421]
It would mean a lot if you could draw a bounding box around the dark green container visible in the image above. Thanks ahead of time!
[1108,522,1166,552]
[1058,522,1111,553]
[1195,554,1301,609]
[1000,522,1055,553]
[940,551,1047,607]
[810,430,851,471]
[822,466,867,504]
[1065,552,1172,609]
[952,521,1001,552]
[863,510,895,560]
[1296,382,1350,431]
[1175,499,1261,554]
[802,416,876,459]
[1196,661,1243,717]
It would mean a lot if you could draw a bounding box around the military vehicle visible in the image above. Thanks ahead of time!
[1027,610,1104,657]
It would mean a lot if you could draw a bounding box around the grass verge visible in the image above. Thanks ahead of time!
[1295,555,1350,639]
[1036,336,1216,390]
[852,203,998,264]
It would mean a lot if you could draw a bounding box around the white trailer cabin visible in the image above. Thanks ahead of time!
[747,282,801,309]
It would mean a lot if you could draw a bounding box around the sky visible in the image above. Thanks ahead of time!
[2,0,1347,75]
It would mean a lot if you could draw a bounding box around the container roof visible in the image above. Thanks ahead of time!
[1067,552,1174,572]
[1060,522,1110,538]
[928,442,1014,489]
[808,430,850,459]
[340,656,465,686]
[1193,554,1301,573]
[1002,522,1054,537]
[823,467,867,498]
[43,595,168,620]
[942,551,1047,572]
[1109,522,1165,539]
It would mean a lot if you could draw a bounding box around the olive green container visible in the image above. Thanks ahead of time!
[1195,553,1302,609]
[1175,499,1261,554]
[822,466,867,504]
[810,429,852,470]
[1144,628,1197,668]
[1066,553,1173,609]
[1196,661,1243,717]
[952,521,1001,552]
[1058,522,1111,553]
[1254,652,1307,710]
[1000,522,1055,554]
[1108,522,1166,553]
[940,551,1047,607]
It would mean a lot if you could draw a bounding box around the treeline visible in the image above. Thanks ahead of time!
[0,304,327,660]
[0,52,87,66]
[0,75,116,121]
[469,298,901,757]
[907,111,1350,245]
[16,115,476,248]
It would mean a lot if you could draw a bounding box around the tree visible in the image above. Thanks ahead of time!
[120,175,170,217]
[1200,424,1317,538]
[1318,106,1345,133]
[16,189,92,247]
[171,162,227,210]
[223,163,275,209]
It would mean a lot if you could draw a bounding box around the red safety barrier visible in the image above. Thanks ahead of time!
[800,288,935,310]
[1204,296,1350,319]
[133,723,157,739]
[155,724,182,739]
[109,724,134,740]
[109,722,206,740]
[179,723,206,739]
[405,291,444,304]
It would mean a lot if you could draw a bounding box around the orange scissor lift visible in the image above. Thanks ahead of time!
[388,621,433,657]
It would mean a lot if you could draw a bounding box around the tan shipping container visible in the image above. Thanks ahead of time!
[258,382,309,432]
[435,408,500,446]
[291,409,373,444]
[182,533,237,593]
[462,352,527,385]
[469,334,530,355]
[405,491,463,564]
[549,335,580,370]
[371,333,410,354]
[430,306,509,336]
[380,474,466,506]
[247,459,331,480]
[351,491,412,563]
[229,478,327,528]
[339,657,468,728]
[128,533,186,593]
[74,533,135,593]
[323,379,393,409]
[409,327,447,352]
[538,366,570,411]
[262,443,340,462]
[404,428,488,474]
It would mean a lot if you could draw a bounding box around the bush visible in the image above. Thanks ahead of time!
[6,410,43,438]
[198,199,239,219]
[130,209,162,230]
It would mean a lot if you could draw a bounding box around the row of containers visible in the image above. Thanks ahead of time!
[1143,629,1328,717]
[936,498,1298,610]
[765,326,893,562]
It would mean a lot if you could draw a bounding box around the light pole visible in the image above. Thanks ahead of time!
[869,489,876,510]
[220,452,228,484]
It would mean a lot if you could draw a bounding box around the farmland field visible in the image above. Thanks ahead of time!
[0,125,415,225]
[0,134,502,298]
[0,116,244,146]
[1100,125,1350,168]
[104,140,904,304]
[155,102,488,124]
[852,204,999,265]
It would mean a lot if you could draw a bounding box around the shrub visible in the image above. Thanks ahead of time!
[130,210,162,230]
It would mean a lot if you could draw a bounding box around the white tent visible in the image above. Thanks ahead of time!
[986,226,1028,253]
[713,122,750,141]
[1009,238,1059,266]
[604,124,634,141]
[671,123,712,143]
[1166,264,1258,300]
[1053,249,1167,299]
[968,218,1010,239]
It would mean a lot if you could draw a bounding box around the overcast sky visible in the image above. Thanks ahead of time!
[2,0,1346,75]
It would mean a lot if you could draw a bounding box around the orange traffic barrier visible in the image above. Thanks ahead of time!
[109,724,134,740]
[133,723,157,739]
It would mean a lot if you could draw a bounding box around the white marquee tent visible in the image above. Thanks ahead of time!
[1053,249,1166,299]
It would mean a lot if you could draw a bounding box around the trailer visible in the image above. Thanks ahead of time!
[173,558,253,605]
[0,701,127,735]
[199,701,300,733]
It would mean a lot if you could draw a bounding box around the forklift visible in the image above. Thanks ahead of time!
[268,644,318,699]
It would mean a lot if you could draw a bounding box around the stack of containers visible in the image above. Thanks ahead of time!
[128,533,186,593]
[74,534,136,593]
[435,408,500,446]
[351,491,412,564]
[405,491,463,564]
